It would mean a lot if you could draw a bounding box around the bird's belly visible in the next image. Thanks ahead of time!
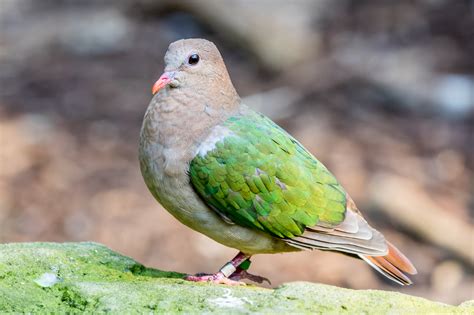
[139,142,295,255]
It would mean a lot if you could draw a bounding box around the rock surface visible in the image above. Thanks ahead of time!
[0,242,471,314]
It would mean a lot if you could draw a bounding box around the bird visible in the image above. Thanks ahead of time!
[139,38,417,286]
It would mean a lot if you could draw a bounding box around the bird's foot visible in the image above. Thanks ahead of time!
[229,268,271,285]
[185,272,246,286]
[184,251,269,286]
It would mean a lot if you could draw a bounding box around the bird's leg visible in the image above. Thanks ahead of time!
[185,252,251,285]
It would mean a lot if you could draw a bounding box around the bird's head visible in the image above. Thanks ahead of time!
[152,38,236,97]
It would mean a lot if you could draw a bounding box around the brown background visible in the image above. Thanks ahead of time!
[0,0,472,305]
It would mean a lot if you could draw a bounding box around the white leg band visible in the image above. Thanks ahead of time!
[220,262,237,277]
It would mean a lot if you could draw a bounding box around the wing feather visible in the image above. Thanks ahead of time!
[190,111,347,239]
[190,111,386,256]
[286,194,388,256]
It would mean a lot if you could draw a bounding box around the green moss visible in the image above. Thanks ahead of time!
[0,242,471,314]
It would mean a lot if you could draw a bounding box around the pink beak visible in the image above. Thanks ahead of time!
[152,71,175,95]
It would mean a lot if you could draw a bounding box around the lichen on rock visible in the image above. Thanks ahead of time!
[0,242,471,314]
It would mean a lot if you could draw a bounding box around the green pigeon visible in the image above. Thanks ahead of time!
[139,38,417,286]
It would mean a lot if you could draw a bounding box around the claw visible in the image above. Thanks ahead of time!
[229,269,271,285]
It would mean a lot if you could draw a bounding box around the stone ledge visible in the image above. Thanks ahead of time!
[0,242,471,314]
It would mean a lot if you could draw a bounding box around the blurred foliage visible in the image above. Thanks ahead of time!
[0,0,472,305]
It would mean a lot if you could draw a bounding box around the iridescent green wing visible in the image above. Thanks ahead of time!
[189,111,346,238]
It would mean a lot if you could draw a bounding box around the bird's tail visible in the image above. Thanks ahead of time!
[359,241,417,285]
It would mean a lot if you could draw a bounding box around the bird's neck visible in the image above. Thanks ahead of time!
[141,85,240,158]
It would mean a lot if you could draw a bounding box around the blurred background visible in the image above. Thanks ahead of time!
[0,0,473,305]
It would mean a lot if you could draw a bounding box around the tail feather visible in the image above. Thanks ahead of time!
[360,241,417,285]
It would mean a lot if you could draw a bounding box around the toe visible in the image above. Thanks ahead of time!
[230,270,271,285]
[184,273,246,286]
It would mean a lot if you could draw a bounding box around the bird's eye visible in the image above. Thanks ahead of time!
[188,53,200,65]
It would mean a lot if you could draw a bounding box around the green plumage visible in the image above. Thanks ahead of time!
[189,111,347,239]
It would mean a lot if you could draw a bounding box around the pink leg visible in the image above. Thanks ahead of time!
[185,252,251,286]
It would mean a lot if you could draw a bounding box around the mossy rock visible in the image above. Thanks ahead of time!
[0,242,471,314]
